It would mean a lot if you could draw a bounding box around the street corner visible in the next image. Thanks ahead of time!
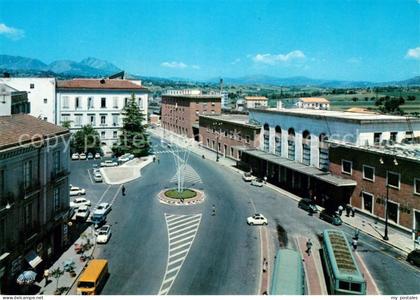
[157,188,205,206]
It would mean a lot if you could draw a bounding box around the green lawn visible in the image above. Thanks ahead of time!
[164,189,197,199]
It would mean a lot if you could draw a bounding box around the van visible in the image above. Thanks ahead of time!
[90,212,106,228]
[77,259,109,295]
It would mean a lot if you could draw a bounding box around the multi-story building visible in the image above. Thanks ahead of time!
[0,84,30,116]
[161,91,221,139]
[56,79,148,148]
[0,77,56,123]
[295,97,330,110]
[0,114,71,293]
[329,141,420,235]
[199,114,261,160]
[244,96,268,109]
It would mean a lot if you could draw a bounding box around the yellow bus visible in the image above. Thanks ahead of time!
[77,259,109,295]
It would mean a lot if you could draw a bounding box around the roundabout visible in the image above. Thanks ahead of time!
[158,188,205,206]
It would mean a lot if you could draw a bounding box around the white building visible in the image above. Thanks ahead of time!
[249,108,420,170]
[244,96,268,109]
[295,97,330,110]
[0,77,56,123]
[56,79,148,147]
[165,89,201,96]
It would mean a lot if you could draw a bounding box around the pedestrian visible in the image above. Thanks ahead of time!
[306,238,313,256]
[354,228,360,240]
[153,156,156,163]
[157,155,160,164]
[345,204,351,217]
[338,205,344,216]
[351,206,356,217]
[212,205,216,216]
[352,238,358,251]
[263,176,267,184]
[43,269,50,286]
[122,185,126,196]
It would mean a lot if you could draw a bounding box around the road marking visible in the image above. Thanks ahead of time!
[109,185,123,206]
[87,169,94,184]
[94,185,111,207]
[354,251,380,295]
[158,213,202,295]
[170,164,203,185]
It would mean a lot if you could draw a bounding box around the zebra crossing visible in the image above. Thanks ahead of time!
[153,149,185,154]
[158,214,202,295]
[170,164,203,185]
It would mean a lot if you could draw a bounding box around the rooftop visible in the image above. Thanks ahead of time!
[299,97,330,103]
[56,79,147,91]
[200,114,260,128]
[162,94,222,100]
[0,114,69,150]
[244,96,268,101]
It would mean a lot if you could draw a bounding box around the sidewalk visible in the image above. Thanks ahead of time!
[101,156,153,185]
[148,127,416,256]
[36,227,96,295]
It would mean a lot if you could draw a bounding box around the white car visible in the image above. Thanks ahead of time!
[94,202,112,215]
[96,225,112,244]
[101,160,118,167]
[70,197,91,208]
[79,153,87,160]
[95,153,101,159]
[87,153,94,159]
[69,186,86,196]
[247,213,268,226]
[242,172,254,182]
[118,153,135,163]
[71,153,79,160]
[75,205,90,220]
[94,173,103,182]
[251,178,264,187]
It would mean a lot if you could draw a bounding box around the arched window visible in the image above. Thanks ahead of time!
[302,130,311,165]
[263,123,270,152]
[288,128,295,160]
[319,133,329,170]
[275,126,282,155]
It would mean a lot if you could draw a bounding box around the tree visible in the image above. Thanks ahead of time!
[71,125,101,154]
[112,93,150,157]
[61,120,72,129]
[50,267,64,294]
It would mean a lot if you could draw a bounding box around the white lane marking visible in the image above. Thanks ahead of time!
[94,185,111,207]
[109,185,123,206]
[158,213,202,295]
[87,169,94,184]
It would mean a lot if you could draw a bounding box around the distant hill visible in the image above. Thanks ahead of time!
[0,55,48,71]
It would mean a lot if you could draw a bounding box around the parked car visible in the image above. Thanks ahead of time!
[69,186,86,196]
[94,202,111,215]
[95,153,101,159]
[407,249,420,267]
[90,213,107,228]
[242,172,254,182]
[94,173,103,182]
[101,160,118,167]
[251,178,264,187]
[247,213,268,225]
[79,153,87,160]
[96,225,112,244]
[70,197,91,208]
[75,205,90,220]
[118,153,135,163]
[319,210,342,225]
[298,198,318,213]
[71,153,79,160]
[87,153,94,159]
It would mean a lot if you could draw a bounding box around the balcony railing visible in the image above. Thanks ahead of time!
[51,169,69,182]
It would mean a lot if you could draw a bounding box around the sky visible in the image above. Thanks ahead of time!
[0,0,419,82]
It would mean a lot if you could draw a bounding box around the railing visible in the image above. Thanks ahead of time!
[51,169,69,181]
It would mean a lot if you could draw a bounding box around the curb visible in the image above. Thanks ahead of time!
[157,189,205,206]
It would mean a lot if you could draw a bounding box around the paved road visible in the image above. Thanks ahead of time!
[68,136,420,295]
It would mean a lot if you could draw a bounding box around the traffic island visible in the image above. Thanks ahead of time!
[158,188,205,206]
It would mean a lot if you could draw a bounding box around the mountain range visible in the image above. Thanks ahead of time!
[1,54,419,87]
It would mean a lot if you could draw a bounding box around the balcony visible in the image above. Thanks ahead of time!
[22,181,41,199]
[51,169,69,182]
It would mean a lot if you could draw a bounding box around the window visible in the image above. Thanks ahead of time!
[75,97,80,109]
[61,114,69,123]
[387,171,400,189]
[43,98,47,104]
[246,135,250,143]
[362,165,375,181]
[390,132,397,143]
[112,114,118,126]
[415,178,420,195]
[101,97,106,108]
[113,131,118,139]
[53,151,60,173]
[23,160,32,189]
[62,96,69,109]
[30,83,34,89]
[101,115,106,125]
[113,97,118,108]
[374,132,381,145]
[54,187,60,211]
[88,97,94,109]
[341,160,352,175]
[362,192,374,213]
[101,131,106,139]
[88,115,95,125]
[338,281,350,291]
[24,203,32,227]
[75,114,82,126]
[387,200,399,224]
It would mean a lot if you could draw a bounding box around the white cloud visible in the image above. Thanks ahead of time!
[406,47,420,60]
[252,50,305,65]
[0,23,24,40]
[161,61,188,69]
[231,58,241,65]
[191,65,200,70]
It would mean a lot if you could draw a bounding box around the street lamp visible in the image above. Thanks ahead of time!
[380,157,398,241]
[212,121,223,162]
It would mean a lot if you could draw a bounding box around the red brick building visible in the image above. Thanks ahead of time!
[161,93,221,139]
[199,114,261,160]
[329,142,420,236]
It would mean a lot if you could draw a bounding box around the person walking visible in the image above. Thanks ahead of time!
[345,204,351,217]
[306,238,313,256]
[122,185,126,196]
[354,228,360,240]
[338,205,344,216]
[352,238,358,251]
[212,205,216,216]
[43,269,50,286]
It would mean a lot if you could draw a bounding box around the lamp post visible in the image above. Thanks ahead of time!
[212,121,223,162]
[380,157,398,241]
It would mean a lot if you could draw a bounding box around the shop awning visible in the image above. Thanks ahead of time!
[242,149,356,187]
[24,250,42,268]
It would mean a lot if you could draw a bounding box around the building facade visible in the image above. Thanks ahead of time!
[161,92,221,139]
[244,96,268,109]
[295,97,330,110]
[0,84,30,116]
[0,114,71,293]
[199,114,261,160]
[329,142,420,235]
[56,79,148,148]
[0,78,56,123]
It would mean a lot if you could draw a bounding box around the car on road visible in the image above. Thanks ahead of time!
[87,153,94,159]
[70,197,91,208]
[96,225,112,244]
[79,153,87,160]
[319,210,342,225]
[247,213,268,225]
[251,178,264,187]
[75,205,90,220]
[406,249,420,267]
[118,153,135,163]
[71,153,79,160]
[94,173,103,182]
[69,186,86,196]
[94,202,111,215]
[95,153,101,159]
[90,213,107,228]
[298,198,318,213]
[242,172,254,182]
[101,160,118,167]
